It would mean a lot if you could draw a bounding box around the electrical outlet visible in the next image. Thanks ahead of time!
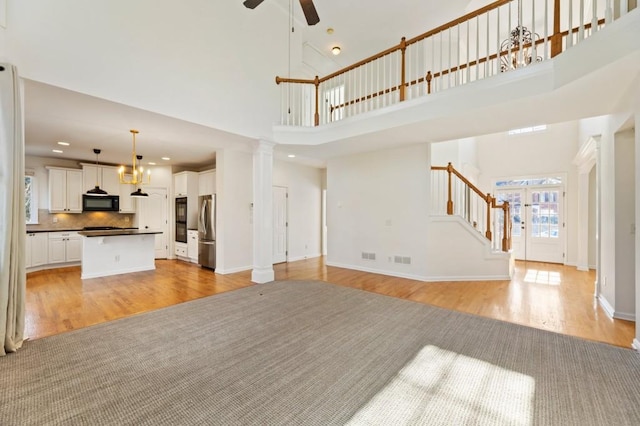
[125,216,130,223]
[53,217,58,223]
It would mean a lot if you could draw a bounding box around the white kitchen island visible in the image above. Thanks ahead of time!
[78,229,161,279]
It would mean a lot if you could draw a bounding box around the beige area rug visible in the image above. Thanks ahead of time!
[1,280,640,425]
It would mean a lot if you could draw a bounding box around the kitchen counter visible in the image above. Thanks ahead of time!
[79,231,160,279]
[78,229,161,237]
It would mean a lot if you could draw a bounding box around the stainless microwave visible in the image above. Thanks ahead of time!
[82,194,120,212]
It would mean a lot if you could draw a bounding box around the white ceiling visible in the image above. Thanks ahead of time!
[21,0,491,168]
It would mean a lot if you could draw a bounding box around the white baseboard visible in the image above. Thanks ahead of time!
[81,264,155,280]
[614,311,636,322]
[215,265,252,275]
[27,261,81,273]
[325,261,511,282]
[598,295,615,319]
[576,264,590,272]
[287,253,322,262]
[632,339,640,351]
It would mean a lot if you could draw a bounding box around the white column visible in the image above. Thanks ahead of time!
[251,140,275,283]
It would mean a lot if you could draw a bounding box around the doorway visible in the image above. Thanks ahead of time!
[273,186,288,264]
[137,187,169,259]
[495,179,565,263]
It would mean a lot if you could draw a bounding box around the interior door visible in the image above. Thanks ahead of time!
[137,187,169,259]
[496,186,564,263]
[273,186,287,264]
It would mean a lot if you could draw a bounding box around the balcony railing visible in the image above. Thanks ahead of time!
[276,0,619,127]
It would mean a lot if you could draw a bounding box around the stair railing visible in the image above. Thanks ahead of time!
[276,0,618,127]
[431,163,512,252]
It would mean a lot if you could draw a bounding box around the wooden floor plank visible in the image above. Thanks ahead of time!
[25,258,635,347]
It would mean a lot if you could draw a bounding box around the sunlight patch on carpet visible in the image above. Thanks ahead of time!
[346,345,535,426]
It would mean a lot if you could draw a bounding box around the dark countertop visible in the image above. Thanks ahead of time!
[27,227,138,234]
[78,230,162,238]
[27,228,83,234]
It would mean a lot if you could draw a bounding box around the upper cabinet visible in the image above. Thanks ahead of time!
[118,174,136,214]
[198,170,216,196]
[47,167,83,213]
[174,171,198,197]
[82,164,120,195]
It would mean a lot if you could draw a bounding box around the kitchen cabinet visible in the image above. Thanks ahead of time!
[198,170,216,196]
[187,230,198,263]
[175,242,188,258]
[83,164,120,195]
[118,173,137,214]
[174,171,198,197]
[47,167,83,213]
[25,233,48,268]
[48,231,82,264]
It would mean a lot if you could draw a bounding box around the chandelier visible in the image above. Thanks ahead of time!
[119,129,151,197]
[500,1,541,72]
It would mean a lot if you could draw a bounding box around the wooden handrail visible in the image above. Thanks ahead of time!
[276,0,607,127]
[431,163,511,252]
[404,0,512,47]
[276,0,511,86]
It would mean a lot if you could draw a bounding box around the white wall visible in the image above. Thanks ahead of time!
[588,166,596,268]
[327,144,431,280]
[215,149,253,274]
[273,160,323,261]
[614,129,636,319]
[475,122,580,265]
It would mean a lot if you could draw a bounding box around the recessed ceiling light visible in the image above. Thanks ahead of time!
[288,154,296,158]
[52,149,63,153]
[161,157,170,161]
[148,162,156,166]
[331,46,341,55]
[57,141,70,146]
[326,28,334,35]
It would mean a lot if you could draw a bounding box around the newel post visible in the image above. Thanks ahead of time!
[399,37,407,101]
[485,194,493,241]
[502,201,510,252]
[314,76,320,126]
[446,162,453,215]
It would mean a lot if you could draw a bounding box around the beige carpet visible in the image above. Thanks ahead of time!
[1,280,640,425]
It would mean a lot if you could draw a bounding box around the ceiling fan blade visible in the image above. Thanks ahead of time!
[299,0,320,25]
[243,0,265,9]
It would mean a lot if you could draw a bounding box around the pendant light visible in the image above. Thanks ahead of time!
[130,155,149,197]
[86,148,108,196]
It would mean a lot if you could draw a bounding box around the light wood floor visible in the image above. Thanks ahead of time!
[25,257,635,348]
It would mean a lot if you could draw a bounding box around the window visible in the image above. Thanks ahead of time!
[507,124,547,136]
[25,175,38,224]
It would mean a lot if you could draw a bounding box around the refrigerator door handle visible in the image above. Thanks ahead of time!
[200,241,215,245]
[199,201,206,235]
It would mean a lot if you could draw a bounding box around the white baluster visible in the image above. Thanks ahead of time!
[592,0,600,33]
[544,0,549,60]
[579,0,585,41]
[568,0,574,48]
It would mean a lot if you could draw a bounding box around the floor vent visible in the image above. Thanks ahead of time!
[394,256,411,265]
[362,252,376,261]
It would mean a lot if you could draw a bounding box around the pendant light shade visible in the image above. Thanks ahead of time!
[130,188,149,198]
[86,149,108,196]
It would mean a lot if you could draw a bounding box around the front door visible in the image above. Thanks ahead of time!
[496,186,564,263]
[137,187,169,259]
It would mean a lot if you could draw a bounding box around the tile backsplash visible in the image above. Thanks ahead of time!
[27,209,135,231]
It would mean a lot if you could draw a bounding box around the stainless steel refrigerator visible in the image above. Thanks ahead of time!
[198,194,216,269]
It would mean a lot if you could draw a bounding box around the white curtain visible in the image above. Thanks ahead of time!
[0,63,26,356]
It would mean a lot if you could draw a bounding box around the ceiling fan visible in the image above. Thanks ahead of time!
[243,0,320,26]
